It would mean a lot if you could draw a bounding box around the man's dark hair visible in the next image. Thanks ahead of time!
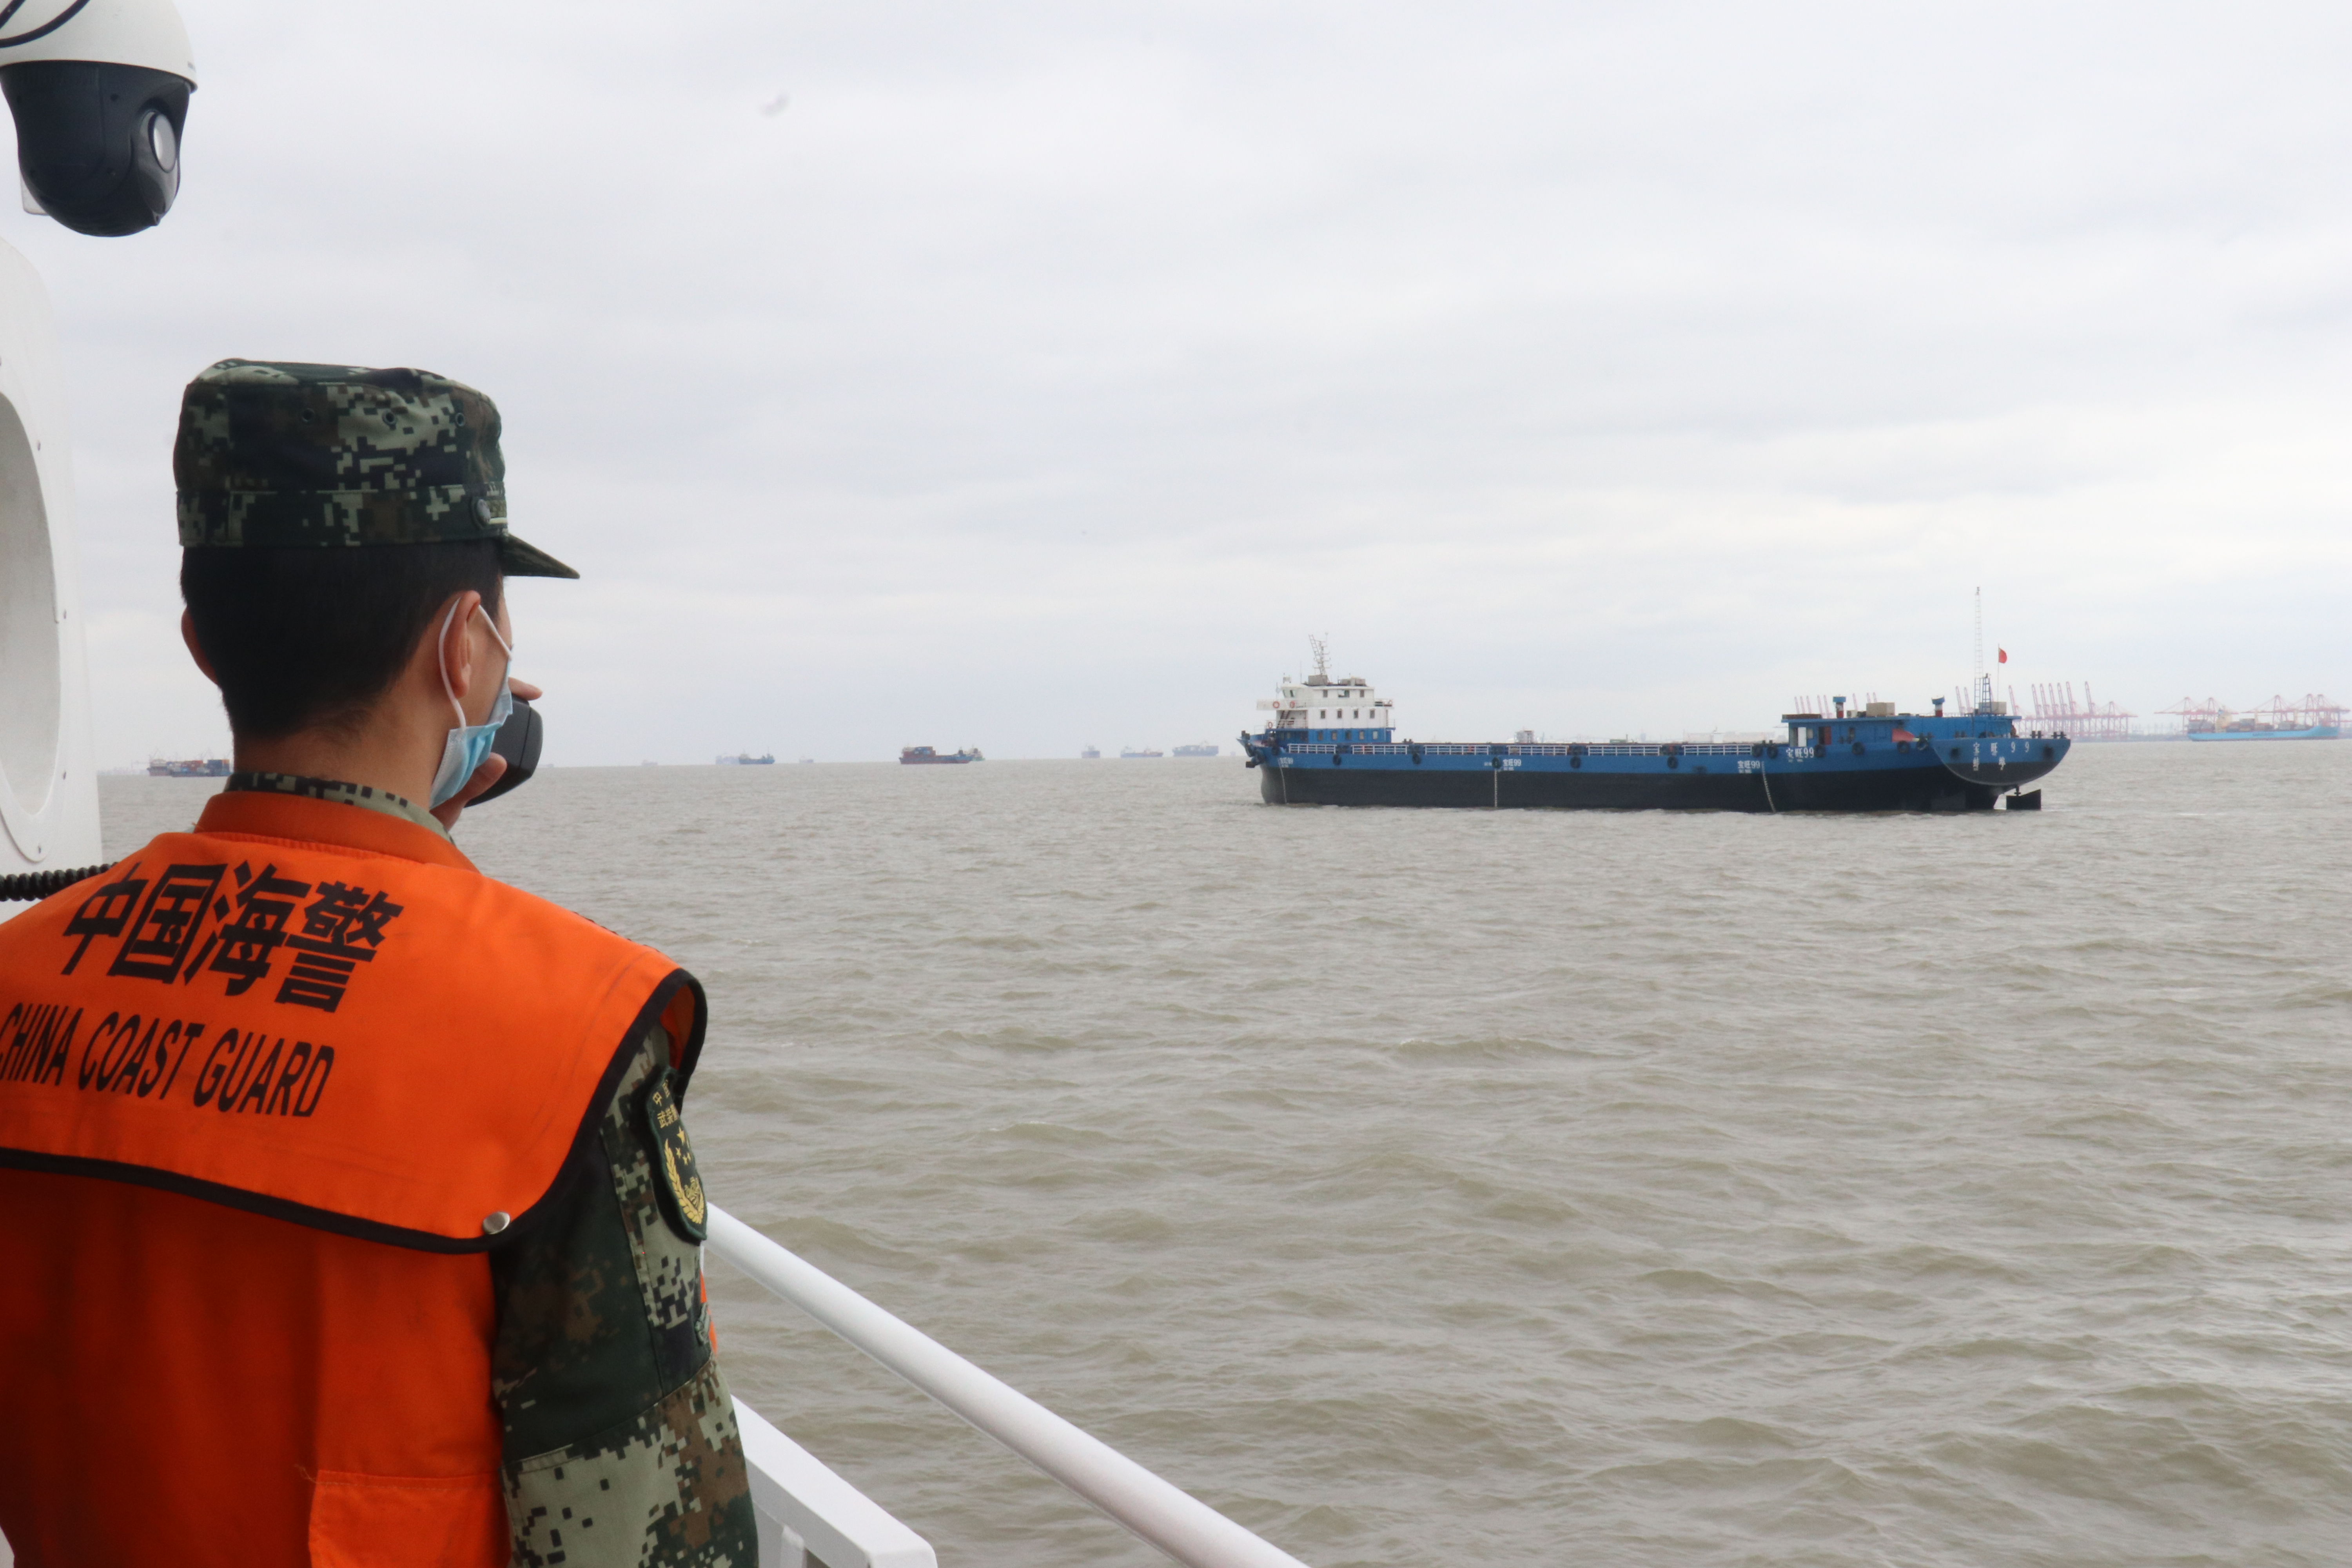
[181,541,504,740]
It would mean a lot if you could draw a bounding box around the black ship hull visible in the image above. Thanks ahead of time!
[1256,764,2020,812]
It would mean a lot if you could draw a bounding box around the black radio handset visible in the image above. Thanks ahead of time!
[470,694,542,806]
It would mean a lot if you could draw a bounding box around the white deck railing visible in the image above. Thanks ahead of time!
[735,1395,937,1568]
[707,1204,1313,1568]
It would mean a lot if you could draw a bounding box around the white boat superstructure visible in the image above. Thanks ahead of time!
[0,243,101,879]
[1253,639,1395,744]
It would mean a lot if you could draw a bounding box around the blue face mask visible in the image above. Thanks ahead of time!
[428,601,517,809]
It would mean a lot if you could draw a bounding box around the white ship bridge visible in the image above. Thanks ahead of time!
[1256,642,1394,745]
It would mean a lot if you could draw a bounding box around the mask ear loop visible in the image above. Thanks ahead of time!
[436,599,468,727]
[436,597,517,727]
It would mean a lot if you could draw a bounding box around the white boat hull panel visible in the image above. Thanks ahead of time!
[0,237,102,886]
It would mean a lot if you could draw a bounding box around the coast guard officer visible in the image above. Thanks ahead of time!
[0,361,757,1567]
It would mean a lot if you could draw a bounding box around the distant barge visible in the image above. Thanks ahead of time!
[901,746,983,765]
[1241,663,2068,813]
[2185,725,2339,742]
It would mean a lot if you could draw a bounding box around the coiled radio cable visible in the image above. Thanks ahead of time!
[0,864,114,904]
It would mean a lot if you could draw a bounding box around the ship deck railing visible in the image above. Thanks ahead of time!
[1279,740,1783,758]
[706,1203,1311,1568]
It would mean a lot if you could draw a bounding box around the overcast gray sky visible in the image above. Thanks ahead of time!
[14,0,2350,762]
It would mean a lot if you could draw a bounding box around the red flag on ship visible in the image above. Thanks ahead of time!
[1998,648,2009,663]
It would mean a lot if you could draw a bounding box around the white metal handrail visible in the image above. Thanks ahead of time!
[706,1205,1312,1568]
[734,1395,935,1567]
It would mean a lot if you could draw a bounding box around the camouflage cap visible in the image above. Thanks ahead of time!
[173,359,579,579]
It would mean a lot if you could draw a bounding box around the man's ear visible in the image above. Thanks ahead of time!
[430,589,487,702]
[180,610,220,687]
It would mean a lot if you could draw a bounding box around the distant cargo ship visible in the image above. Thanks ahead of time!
[1120,748,1164,759]
[2171,695,2342,741]
[902,746,983,764]
[1172,743,1219,758]
[147,757,230,778]
[1080,746,1102,759]
[2185,724,2340,741]
[1241,652,2067,813]
[716,752,776,764]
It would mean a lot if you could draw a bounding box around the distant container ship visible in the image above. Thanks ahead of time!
[902,746,983,764]
[1240,652,2068,813]
[147,757,230,778]
[716,752,776,764]
[2172,695,2341,741]
[1172,743,1220,758]
[1120,748,1164,759]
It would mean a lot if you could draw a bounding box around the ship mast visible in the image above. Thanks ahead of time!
[1971,587,1997,713]
[1308,633,1330,686]
[1973,586,1984,710]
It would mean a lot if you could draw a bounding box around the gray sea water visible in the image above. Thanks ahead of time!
[102,742,2352,1568]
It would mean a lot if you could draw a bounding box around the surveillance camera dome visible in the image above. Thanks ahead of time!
[0,0,196,238]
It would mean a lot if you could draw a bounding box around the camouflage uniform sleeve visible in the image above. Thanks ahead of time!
[491,1021,757,1567]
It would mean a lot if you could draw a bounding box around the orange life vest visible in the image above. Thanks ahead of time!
[0,789,706,1567]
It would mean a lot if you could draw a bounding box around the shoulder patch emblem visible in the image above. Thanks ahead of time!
[640,1069,708,1242]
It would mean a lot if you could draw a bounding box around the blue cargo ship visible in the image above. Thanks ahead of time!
[1240,660,2069,813]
